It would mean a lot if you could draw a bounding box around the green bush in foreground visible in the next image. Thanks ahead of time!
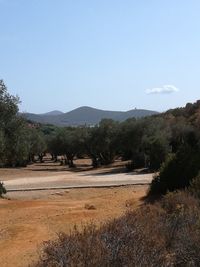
[34,191,200,267]
[0,182,6,197]
[148,144,200,195]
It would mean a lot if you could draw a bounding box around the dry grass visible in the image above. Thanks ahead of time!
[35,191,200,267]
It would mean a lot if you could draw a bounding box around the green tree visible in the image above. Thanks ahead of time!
[85,119,119,167]
[28,128,47,162]
[0,80,30,166]
[4,117,30,166]
[0,80,19,125]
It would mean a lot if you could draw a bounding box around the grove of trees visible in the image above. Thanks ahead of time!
[1,80,200,195]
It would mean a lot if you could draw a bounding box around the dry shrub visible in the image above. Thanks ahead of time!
[189,174,200,200]
[84,204,96,210]
[125,198,136,208]
[0,182,6,197]
[35,191,200,267]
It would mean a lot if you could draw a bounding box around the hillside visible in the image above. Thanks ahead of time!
[21,106,158,126]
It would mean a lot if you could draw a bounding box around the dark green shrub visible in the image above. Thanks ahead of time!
[0,182,6,197]
[125,161,135,172]
[148,138,168,171]
[132,151,145,169]
[148,144,200,195]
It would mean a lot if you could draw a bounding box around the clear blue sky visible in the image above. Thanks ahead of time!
[0,0,200,113]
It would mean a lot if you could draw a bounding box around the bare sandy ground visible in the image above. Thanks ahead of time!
[0,186,147,267]
[0,160,152,267]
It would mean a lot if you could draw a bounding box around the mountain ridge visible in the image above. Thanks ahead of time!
[22,106,159,126]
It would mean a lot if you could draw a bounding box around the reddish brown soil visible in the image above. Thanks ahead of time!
[0,185,147,267]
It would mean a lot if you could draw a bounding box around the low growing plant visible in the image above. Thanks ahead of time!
[34,191,200,267]
[0,181,6,197]
[189,174,200,200]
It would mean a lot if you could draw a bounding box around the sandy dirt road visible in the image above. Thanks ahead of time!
[0,159,153,191]
[3,171,153,191]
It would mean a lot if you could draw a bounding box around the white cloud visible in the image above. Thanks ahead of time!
[146,85,179,94]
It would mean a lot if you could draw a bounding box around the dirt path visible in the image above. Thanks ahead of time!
[3,172,152,191]
[0,186,147,267]
[1,161,153,191]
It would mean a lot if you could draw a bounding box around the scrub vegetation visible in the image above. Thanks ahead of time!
[35,191,200,267]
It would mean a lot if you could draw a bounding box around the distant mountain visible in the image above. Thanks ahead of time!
[41,110,64,116]
[21,106,159,126]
